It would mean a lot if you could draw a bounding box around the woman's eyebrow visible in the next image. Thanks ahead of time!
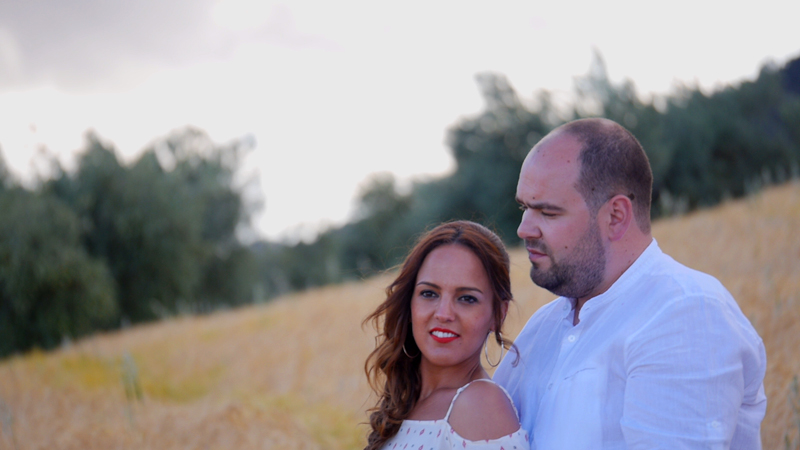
[456,287,484,294]
[416,282,483,294]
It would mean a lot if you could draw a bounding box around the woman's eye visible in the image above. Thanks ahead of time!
[420,290,437,298]
[459,295,478,304]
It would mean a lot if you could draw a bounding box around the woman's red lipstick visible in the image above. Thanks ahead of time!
[430,328,459,343]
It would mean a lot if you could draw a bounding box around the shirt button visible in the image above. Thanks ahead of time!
[548,383,553,390]
[562,304,568,311]
[567,335,576,342]
[711,420,720,428]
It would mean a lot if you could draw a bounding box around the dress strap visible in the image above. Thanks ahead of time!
[443,379,520,421]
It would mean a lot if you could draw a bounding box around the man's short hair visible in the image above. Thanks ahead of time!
[559,118,653,233]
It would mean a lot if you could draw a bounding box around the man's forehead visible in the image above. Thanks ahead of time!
[529,131,582,163]
[518,132,584,202]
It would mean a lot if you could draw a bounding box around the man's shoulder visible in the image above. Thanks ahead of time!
[642,249,730,300]
[632,249,762,345]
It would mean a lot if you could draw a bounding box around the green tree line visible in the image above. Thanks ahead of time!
[1,52,799,358]
[0,128,260,357]
[288,52,800,287]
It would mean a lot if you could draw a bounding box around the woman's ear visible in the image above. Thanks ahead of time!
[495,300,510,331]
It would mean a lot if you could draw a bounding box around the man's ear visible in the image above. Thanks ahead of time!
[602,194,633,242]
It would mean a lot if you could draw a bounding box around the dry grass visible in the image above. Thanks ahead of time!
[1,182,798,450]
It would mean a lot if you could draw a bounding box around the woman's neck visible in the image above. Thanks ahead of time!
[417,357,488,402]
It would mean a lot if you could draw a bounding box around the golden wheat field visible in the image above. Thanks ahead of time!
[1,182,799,450]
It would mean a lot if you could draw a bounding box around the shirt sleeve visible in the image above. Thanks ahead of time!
[620,292,766,449]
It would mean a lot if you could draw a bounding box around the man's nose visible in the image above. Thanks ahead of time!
[518,210,542,241]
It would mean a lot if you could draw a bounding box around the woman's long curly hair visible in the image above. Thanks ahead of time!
[362,220,515,450]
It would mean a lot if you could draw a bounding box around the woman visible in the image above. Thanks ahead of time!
[363,221,529,450]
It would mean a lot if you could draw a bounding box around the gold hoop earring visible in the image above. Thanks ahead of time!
[484,332,504,368]
[402,343,418,358]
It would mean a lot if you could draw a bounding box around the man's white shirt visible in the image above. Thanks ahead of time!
[493,239,767,450]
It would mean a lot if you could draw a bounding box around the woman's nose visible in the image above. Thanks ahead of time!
[433,298,455,322]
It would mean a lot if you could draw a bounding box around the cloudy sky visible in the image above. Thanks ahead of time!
[1,0,798,241]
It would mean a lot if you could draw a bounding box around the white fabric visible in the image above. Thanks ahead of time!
[493,239,767,450]
[381,379,531,450]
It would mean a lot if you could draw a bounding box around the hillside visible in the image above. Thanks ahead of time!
[1,182,799,450]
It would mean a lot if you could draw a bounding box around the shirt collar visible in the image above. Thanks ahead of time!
[598,238,660,301]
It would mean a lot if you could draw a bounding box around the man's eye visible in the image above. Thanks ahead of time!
[541,211,557,218]
[518,205,528,211]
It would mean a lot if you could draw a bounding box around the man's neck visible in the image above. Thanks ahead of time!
[572,235,652,326]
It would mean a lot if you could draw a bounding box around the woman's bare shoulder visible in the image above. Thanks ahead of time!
[447,380,520,441]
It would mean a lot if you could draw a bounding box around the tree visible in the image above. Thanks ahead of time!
[658,63,800,209]
[46,130,256,322]
[0,188,117,357]
[148,128,259,308]
[0,148,12,192]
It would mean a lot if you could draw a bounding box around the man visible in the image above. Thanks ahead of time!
[493,118,767,449]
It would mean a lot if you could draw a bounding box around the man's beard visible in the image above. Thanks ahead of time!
[526,221,606,299]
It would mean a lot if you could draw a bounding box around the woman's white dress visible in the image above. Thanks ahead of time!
[381,379,530,450]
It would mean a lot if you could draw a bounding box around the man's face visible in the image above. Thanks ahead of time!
[515,132,606,300]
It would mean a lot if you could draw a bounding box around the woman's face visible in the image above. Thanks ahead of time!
[411,244,498,370]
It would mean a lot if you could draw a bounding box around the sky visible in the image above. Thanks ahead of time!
[1,0,798,242]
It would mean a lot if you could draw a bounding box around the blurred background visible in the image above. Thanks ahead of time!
[0,0,799,354]
[1,0,800,356]
[1,1,800,448]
